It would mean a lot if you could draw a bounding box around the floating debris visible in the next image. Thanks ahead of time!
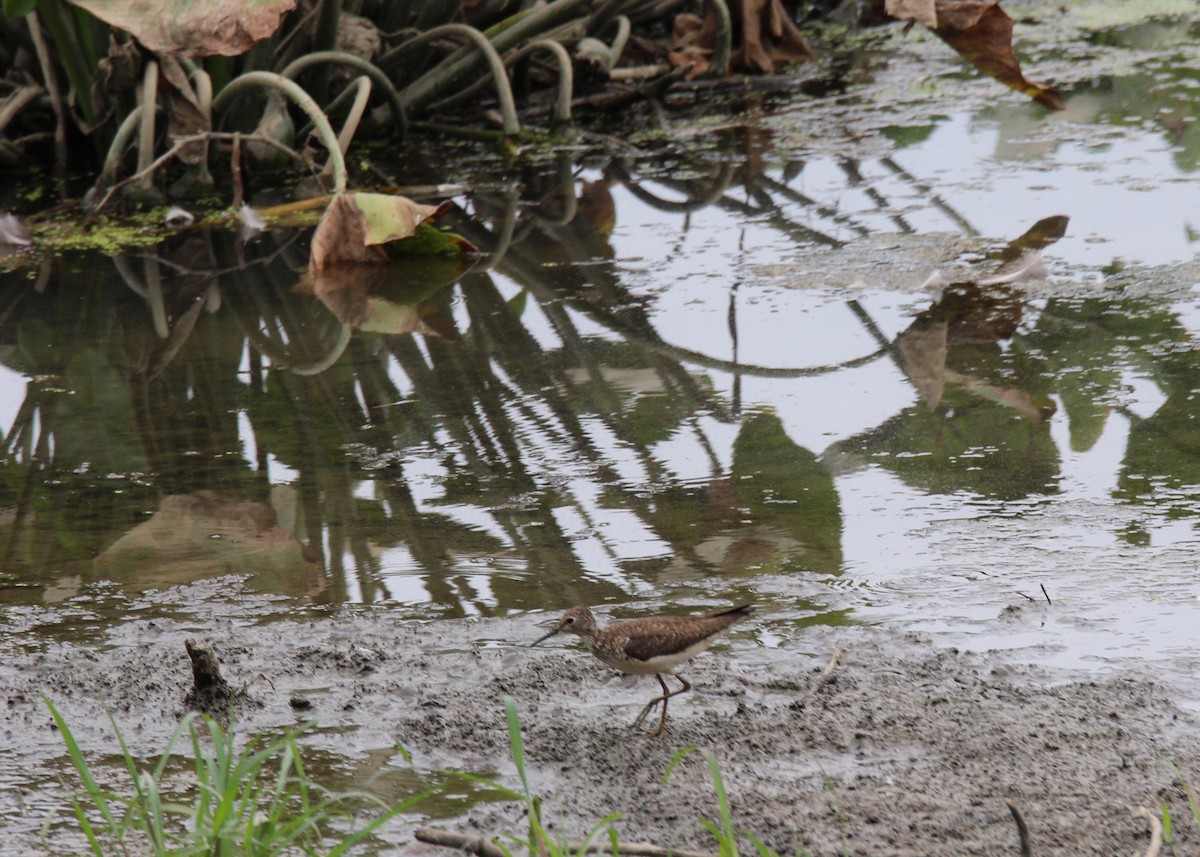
[239,203,267,241]
[0,213,31,247]
[165,206,195,227]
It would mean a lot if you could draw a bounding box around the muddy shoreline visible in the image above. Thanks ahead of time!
[5,595,1199,855]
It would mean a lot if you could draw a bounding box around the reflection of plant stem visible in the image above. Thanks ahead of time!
[2,396,54,568]
[838,159,912,233]
[568,304,888,378]
[611,158,847,249]
[610,159,735,213]
[845,299,897,358]
[878,156,979,237]
[757,172,870,238]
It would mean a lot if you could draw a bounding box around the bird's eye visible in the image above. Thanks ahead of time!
[564,617,575,625]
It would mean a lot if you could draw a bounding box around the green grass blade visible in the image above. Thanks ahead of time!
[662,745,699,785]
[44,696,118,830]
[69,796,106,857]
[325,787,437,857]
[741,829,782,857]
[700,748,737,857]
[572,812,624,857]
[502,696,531,798]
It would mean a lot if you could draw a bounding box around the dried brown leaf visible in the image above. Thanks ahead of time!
[886,0,1063,110]
[933,1,1064,110]
[886,0,936,28]
[67,0,296,57]
[668,13,713,78]
[309,193,441,272]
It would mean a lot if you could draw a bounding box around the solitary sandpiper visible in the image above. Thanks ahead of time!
[532,604,756,737]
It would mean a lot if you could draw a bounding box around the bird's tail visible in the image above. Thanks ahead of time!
[708,604,756,620]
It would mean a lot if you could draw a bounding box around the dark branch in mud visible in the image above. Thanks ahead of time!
[184,638,237,714]
[1004,799,1033,857]
[415,827,719,857]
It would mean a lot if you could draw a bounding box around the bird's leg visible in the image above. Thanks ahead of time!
[632,674,671,731]
[649,675,693,738]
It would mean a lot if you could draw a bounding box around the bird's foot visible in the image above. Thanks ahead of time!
[632,697,665,730]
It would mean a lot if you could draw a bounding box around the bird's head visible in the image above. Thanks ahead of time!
[531,605,597,646]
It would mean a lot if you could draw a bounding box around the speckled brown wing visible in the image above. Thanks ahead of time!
[619,608,754,662]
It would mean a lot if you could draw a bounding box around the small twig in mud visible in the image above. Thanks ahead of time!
[90,132,307,214]
[414,827,718,857]
[1040,584,1052,606]
[1004,799,1033,857]
[795,647,843,708]
[1132,806,1162,857]
[414,827,508,857]
[573,842,715,857]
[91,137,194,213]
[1014,590,1037,603]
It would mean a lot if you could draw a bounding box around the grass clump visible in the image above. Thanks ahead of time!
[45,696,429,856]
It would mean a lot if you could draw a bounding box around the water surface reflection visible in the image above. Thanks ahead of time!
[1,99,1200,677]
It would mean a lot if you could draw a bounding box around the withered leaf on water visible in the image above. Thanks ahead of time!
[66,0,296,57]
[309,193,452,272]
[886,0,1064,110]
[305,192,476,332]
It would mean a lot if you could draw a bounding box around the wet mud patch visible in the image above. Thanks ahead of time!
[4,595,1199,855]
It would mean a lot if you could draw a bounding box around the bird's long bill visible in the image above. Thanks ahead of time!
[531,626,560,647]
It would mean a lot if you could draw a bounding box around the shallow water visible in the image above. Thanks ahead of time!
[3,0,1200,728]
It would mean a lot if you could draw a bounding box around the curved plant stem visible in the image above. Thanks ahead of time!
[604,15,632,66]
[397,0,594,116]
[701,0,732,76]
[85,104,144,208]
[280,50,408,139]
[134,60,160,197]
[506,39,574,125]
[389,23,521,135]
[440,38,573,125]
[312,0,342,100]
[187,68,215,191]
[321,76,372,178]
[212,72,347,193]
[27,12,68,193]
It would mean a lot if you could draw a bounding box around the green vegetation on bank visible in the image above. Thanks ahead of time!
[45,696,430,856]
[45,694,788,857]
